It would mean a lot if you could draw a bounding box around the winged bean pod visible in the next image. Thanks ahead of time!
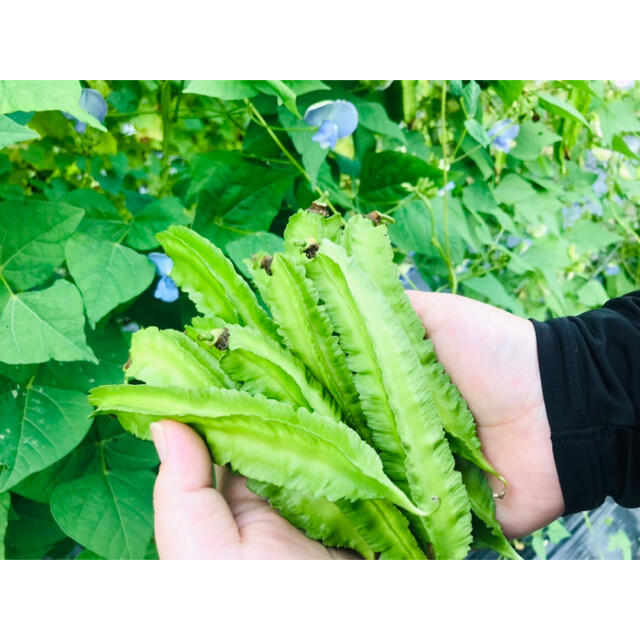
[89,385,426,515]
[316,241,472,559]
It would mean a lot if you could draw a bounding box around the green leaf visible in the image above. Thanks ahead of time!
[389,199,432,253]
[359,151,440,206]
[0,113,38,150]
[254,81,300,117]
[0,80,106,131]
[564,219,622,254]
[462,274,525,315]
[493,173,537,205]
[50,469,155,559]
[125,197,190,251]
[461,81,481,117]
[279,108,327,189]
[509,122,561,161]
[536,91,591,130]
[183,80,259,100]
[355,100,406,143]
[0,280,97,365]
[190,154,296,249]
[227,232,284,281]
[607,529,632,560]
[494,81,524,105]
[65,233,155,327]
[598,100,640,146]
[0,199,84,290]
[61,189,129,242]
[0,492,9,559]
[577,279,609,308]
[464,119,490,147]
[0,381,93,491]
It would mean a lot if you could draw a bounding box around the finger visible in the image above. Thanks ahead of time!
[219,469,269,521]
[151,420,240,559]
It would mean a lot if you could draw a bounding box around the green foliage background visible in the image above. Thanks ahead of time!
[0,80,638,560]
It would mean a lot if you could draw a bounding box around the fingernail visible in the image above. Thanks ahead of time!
[150,422,167,462]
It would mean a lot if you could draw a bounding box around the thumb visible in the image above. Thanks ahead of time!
[150,420,240,559]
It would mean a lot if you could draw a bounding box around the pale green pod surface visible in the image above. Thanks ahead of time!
[456,456,521,560]
[336,498,427,560]
[283,208,344,255]
[126,326,234,389]
[343,215,506,487]
[88,385,424,514]
[246,479,376,560]
[249,252,370,442]
[157,226,279,341]
[318,241,472,559]
[306,253,407,487]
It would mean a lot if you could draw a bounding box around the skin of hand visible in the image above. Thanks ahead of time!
[150,290,565,559]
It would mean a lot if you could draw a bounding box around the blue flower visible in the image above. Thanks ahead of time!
[304,100,358,149]
[605,264,620,276]
[437,180,455,196]
[63,88,107,133]
[148,252,179,303]
[612,80,634,90]
[488,119,520,153]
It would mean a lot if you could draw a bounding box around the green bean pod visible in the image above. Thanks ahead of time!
[89,385,427,515]
[283,207,344,255]
[157,225,280,341]
[312,240,472,559]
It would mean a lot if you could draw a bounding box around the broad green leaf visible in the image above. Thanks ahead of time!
[189,153,295,249]
[577,279,608,308]
[0,492,9,559]
[459,135,494,180]
[464,119,490,147]
[0,199,84,290]
[50,469,155,559]
[536,91,591,130]
[355,100,406,143]
[461,81,481,117]
[359,151,440,206]
[493,173,537,205]
[462,182,517,234]
[65,232,155,327]
[463,274,525,316]
[227,231,284,280]
[494,81,524,105]
[183,80,259,100]
[89,384,423,515]
[61,189,129,242]
[564,219,622,254]
[598,99,640,146]
[0,380,93,491]
[254,81,300,117]
[0,280,97,365]
[3,495,67,559]
[510,121,561,161]
[279,107,327,189]
[390,199,432,254]
[125,197,190,251]
[0,80,106,131]
[0,113,38,150]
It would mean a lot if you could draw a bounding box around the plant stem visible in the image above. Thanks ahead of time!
[245,99,340,216]
[0,271,14,296]
[439,81,457,293]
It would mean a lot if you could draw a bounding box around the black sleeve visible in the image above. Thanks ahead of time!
[531,290,640,515]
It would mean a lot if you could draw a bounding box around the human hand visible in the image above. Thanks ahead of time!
[407,290,564,538]
[151,290,564,559]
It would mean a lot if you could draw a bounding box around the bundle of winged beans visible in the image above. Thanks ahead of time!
[89,209,520,560]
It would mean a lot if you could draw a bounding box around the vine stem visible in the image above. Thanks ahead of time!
[245,99,339,216]
[439,81,457,294]
[0,271,15,296]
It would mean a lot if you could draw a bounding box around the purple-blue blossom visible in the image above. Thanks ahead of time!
[605,264,620,276]
[148,252,179,303]
[488,119,519,153]
[304,100,358,149]
[438,181,455,196]
[63,88,107,133]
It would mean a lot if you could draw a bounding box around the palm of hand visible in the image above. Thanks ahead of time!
[153,291,564,559]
